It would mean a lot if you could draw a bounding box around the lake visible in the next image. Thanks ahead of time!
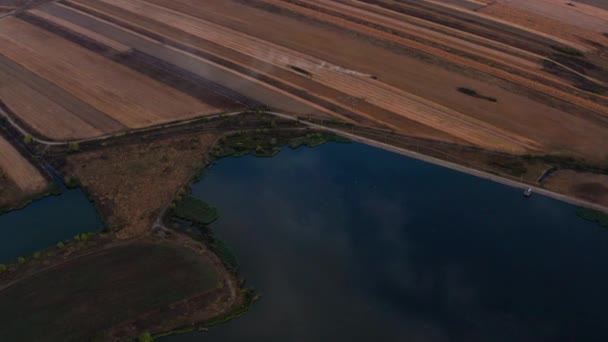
[170,142,608,342]
[0,185,103,263]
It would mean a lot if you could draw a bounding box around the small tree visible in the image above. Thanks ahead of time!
[23,135,33,144]
[139,332,153,342]
[56,242,65,249]
[17,256,25,264]
[68,142,80,153]
[0,264,7,273]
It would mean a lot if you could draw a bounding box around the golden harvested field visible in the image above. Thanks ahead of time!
[0,17,243,140]
[0,0,607,161]
[481,2,608,49]
[0,135,46,194]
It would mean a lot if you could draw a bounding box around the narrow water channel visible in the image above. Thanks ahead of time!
[171,142,608,341]
[0,185,103,263]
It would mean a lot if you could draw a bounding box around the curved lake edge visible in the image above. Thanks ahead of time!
[0,179,105,268]
[0,183,59,215]
[172,140,608,341]
[153,130,351,339]
[0,122,605,339]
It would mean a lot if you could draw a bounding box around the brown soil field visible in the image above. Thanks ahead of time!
[48,0,606,161]
[543,170,608,207]
[1,0,607,159]
[493,0,608,32]
[575,0,608,11]
[481,2,608,49]
[0,235,243,341]
[126,1,608,153]
[0,169,28,211]
[0,135,46,194]
[0,17,241,140]
[0,0,608,179]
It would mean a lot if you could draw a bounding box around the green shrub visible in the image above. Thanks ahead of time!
[139,332,153,342]
[33,252,41,259]
[67,142,80,153]
[17,257,25,264]
[550,45,583,56]
[0,264,7,273]
[577,208,608,228]
[56,242,65,249]
[173,196,219,225]
[23,135,33,144]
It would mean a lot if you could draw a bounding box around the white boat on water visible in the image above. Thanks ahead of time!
[523,188,532,197]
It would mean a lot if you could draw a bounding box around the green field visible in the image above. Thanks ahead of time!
[0,242,218,341]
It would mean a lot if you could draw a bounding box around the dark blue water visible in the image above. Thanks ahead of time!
[0,186,103,263]
[172,142,608,342]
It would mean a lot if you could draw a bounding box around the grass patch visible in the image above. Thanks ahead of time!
[210,237,239,270]
[489,159,527,177]
[522,154,608,175]
[457,87,497,102]
[576,208,608,228]
[550,45,584,57]
[173,196,219,225]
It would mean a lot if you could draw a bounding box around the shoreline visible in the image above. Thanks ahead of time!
[2,108,607,214]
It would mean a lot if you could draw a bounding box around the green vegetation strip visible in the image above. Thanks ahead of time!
[576,208,608,228]
[550,45,583,57]
[153,289,259,340]
[173,196,219,225]
[211,130,350,159]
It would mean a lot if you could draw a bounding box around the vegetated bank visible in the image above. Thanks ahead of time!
[576,207,608,228]
[0,112,349,340]
[156,127,349,338]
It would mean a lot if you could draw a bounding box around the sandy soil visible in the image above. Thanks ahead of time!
[0,135,46,194]
[543,170,608,207]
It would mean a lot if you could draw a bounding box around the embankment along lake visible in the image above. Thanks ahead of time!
[171,142,608,341]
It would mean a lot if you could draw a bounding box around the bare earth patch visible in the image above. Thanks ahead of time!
[64,133,217,239]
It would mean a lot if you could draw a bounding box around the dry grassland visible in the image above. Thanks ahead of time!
[543,170,608,207]
[64,133,217,239]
